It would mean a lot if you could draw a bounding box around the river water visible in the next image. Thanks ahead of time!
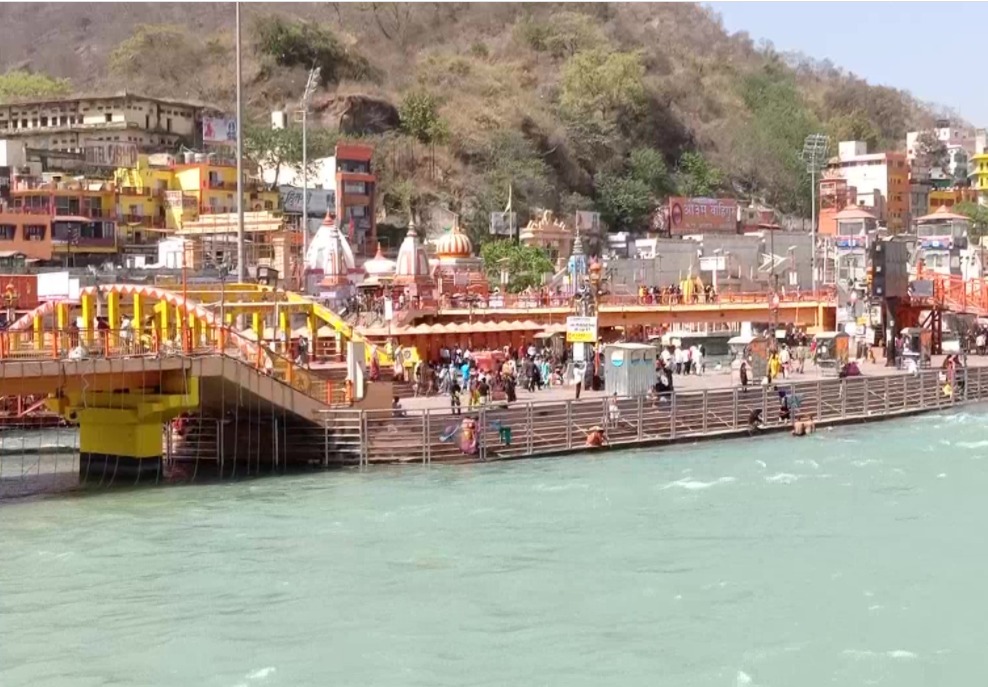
[2,408,986,687]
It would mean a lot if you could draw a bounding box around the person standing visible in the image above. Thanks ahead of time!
[739,359,749,392]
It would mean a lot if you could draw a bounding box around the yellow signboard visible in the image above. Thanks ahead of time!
[566,316,598,343]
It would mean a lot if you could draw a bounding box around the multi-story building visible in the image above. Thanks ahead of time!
[928,187,978,213]
[969,152,988,206]
[260,141,377,256]
[0,93,207,162]
[8,175,117,263]
[826,141,910,232]
[0,211,53,261]
[818,176,858,236]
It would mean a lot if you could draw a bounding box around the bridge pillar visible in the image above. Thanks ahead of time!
[58,379,200,483]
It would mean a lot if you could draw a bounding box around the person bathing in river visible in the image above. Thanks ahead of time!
[585,425,607,448]
[747,408,765,434]
[792,414,816,437]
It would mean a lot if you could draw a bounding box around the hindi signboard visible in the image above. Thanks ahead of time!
[279,185,336,216]
[83,142,138,168]
[203,117,237,144]
[566,315,598,343]
[668,197,739,235]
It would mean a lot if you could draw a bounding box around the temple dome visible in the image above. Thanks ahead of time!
[395,222,431,283]
[363,243,396,276]
[435,222,473,259]
[305,211,357,282]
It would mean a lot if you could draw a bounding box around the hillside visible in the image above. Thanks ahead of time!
[0,2,949,239]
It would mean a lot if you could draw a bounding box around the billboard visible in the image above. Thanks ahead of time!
[575,210,601,234]
[83,142,138,168]
[489,212,516,236]
[279,186,336,216]
[203,117,238,144]
[163,191,198,211]
[668,197,738,235]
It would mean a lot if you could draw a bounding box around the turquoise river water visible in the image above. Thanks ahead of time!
[2,408,987,686]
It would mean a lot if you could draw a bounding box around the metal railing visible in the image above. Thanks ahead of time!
[321,367,982,467]
[0,325,351,409]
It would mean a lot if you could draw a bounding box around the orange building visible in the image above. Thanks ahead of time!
[0,211,53,261]
[335,142,376,257]
[826,142,910,232]
[818,177,858,236]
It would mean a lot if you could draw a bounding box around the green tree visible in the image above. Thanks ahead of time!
[595,173,652,232]
[0,70,70,102]
[955,202,988,243]
[675,151,724,197]
[479,240,556,293]
[398,90,449,144]
[253,16,376,84]
[559,49,646,122]
[826,110,880,151]
[628,147,674,197]
[244,124,337,187]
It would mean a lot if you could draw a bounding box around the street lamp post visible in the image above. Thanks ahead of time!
[300,66,322,291]
[802,133,830,293]
[235,1,246,283]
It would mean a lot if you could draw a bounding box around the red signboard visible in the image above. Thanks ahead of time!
[668,197,738,235]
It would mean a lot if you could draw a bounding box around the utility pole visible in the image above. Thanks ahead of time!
[300,66,321,288]
[802,133,830,293]
[235,1,246,283]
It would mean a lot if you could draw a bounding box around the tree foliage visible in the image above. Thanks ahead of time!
[244,123,337,187]
[914,130,949,176]
[595,173,652,233]
[479,240,555,293]
[253,16,376,84]
[955,202,988,243]
[560,49,646,122]
[0,70,70,103]
[398,90,449,145]
[675,151,725,198]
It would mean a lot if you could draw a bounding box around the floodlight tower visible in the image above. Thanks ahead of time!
[802,133,830,291]
[300,66,322,263]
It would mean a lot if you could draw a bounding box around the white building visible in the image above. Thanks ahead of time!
[261,155,336,192]
[827,141,909,232]
[0,92,205,157]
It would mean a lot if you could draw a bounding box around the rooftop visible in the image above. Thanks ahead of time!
[0,91,219,112]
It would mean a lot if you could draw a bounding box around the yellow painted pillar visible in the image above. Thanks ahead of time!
[252,311,262,344]
[132,294,143,351]
[107,290,120,350]
[81,291,94,346]
[32,313,42,351]
[55,302,67,356]
[63,380,200,483]
[160,301,170,342]
[279,309,289,354]
[175,304,185,349]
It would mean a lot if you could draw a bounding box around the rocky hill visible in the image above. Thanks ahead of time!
[0,3,951,238]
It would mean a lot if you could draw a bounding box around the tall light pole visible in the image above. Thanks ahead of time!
[802,133,830,292]
[300,66,321,287]
[235,1,246,283]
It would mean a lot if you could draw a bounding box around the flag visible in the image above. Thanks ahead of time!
[504,184,512,214]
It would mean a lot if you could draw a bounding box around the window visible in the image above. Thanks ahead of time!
[24,225,45,241]
[40,116,48,127]
[105,113,112,123]
[0,225,15,240]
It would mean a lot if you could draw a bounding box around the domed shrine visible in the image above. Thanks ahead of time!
[304,211,361,302]
[519,210,573,269]
[361,243,396,285]
[432,220,487,298]
[393,220,435,306]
